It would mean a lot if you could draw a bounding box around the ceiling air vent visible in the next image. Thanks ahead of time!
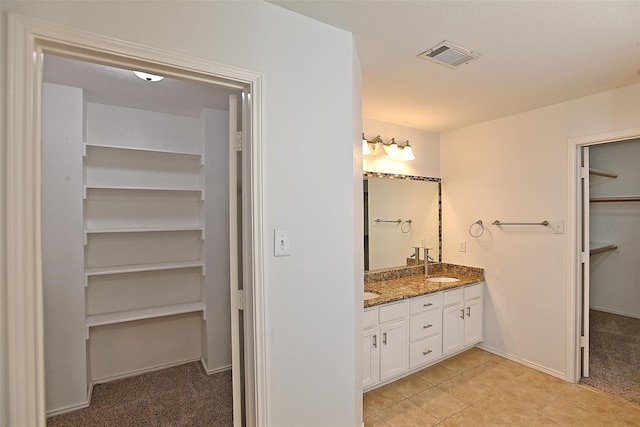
[418,41,480,69]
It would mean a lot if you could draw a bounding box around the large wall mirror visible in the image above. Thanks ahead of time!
[364,172,441,271]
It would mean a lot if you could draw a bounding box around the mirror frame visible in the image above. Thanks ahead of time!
[364,171,442,271]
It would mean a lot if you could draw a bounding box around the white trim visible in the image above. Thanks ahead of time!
[5,13,266,426]
[565,127,640,384]
[590,306,640,321]
[476,344,566,381]
[199,359,233,375]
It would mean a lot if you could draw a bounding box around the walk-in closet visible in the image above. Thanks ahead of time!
[42,53,238,423]
[583,137,640,404]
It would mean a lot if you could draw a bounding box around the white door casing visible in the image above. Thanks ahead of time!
[4,13,266,426]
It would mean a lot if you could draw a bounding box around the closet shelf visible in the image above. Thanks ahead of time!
[590,196,640,203]
[83,185,203,198]
[589,242,618,255]
[84,142,201,158]
[85,301,206,339]
[85,260,205,284]
[589,168,618,179]
[85,226,203,235]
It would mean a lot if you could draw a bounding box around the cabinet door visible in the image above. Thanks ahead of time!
[442,303,464,355]
[379,320,407,381]
[362,328,380,388]
[464,298,483,346]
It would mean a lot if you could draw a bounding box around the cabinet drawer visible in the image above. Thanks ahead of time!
[443,288,463,306]
[409,310,442,341]
[363,308,378,330]
[409,293,443,315]
[409,334,442,369]
[464,283,483,300]
[379,301,407,324]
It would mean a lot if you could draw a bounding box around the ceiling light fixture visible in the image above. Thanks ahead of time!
[362,135,415,161]
[133,71,164,82]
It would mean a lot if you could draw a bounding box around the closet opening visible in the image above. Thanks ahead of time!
[5,14,265,426]
[570,130,640,406]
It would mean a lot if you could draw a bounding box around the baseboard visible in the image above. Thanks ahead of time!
[476,344,566,381]
[46,399,90,418]
[93,357,202,385]
[590,306,640,320]
[200,358,232,375]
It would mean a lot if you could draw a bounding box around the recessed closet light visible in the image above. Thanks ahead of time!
[133,71,164,82]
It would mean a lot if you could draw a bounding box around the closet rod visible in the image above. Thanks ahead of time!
[590,244,618,256]
[590,196,640,203]
[492,220,549,226]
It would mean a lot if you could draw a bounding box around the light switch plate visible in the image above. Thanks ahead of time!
[274,229,290,256]
[550,220,564,234]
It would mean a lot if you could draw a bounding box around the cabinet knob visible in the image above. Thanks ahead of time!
[423,324,433,329]
[423,349,432,355]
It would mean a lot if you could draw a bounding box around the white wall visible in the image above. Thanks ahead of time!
[42,83,87,413]
[590,139,640,318]
[363,117,440,178]
[441,83,640,376]
[0,2,360,425]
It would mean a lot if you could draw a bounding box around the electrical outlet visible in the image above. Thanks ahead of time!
[550,220,564,234]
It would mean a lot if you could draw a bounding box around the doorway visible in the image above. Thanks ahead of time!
[5,14,265,427]
[569,128,640,403]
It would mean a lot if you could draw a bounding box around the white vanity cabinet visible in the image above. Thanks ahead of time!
[408,293,443,369]
[442,283,483,356]
[363,282,484,390]
[362,300,409,387]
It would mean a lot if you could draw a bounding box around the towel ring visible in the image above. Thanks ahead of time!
[401,219,412,234]
[469,220,484,238]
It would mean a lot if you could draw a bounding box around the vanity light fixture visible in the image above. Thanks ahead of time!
[133,71,164,82]
[362,133,372,155]
[386,138,401,159]
[362,135,415,161]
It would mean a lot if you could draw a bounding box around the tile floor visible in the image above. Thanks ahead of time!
[364,348,640,426]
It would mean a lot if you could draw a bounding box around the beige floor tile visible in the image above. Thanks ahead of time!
[492,358,535,378]
[561,384,626,415]
[436,374,493,404]
[377,399,440,427]
[387,373,433,398]
[522,413,560,426]
[363,414,391,427]
[540,396,623,426]
[438,351,483,373]
[438,405,502,427]
[408,386,468,421]
[514,368,570,395]
[615,404,640,427]
[462,365,516,389]
[414,363,456,385]
[472,395,537,426]
[363,384,405,417]
[490,379,557,411]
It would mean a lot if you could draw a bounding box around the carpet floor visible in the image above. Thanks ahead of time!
[47,362,233,427]
[580,309,640,405]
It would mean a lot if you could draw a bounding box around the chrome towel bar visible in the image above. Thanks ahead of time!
[492,220,549,226]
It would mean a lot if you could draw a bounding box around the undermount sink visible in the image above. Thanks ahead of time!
[428,276,459,283]
[364,291,380,301]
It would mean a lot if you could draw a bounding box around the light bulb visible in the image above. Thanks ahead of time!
[133,71,164,82]
[402,142,415,160]
[386,138,400,159]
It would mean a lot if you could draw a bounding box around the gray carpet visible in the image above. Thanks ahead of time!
[47,362,233,427]
[581,309,640,404]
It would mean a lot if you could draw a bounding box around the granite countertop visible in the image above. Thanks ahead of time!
[364,263,484,308]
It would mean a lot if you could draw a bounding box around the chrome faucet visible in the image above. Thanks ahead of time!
[422,247,434,278]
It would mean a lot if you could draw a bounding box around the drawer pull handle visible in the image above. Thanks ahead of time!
[373,334,377,348]
[460,309,465,319]
[423,349,433,355]
[423,324,433,329]
[467,307,471,317]
[423,303,434,307]
[383,332,387,345]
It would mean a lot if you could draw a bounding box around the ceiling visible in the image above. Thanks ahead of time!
[43,54,235,117]
[269,0,640,132]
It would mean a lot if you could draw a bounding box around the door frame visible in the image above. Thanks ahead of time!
[565,127,640,383]
[4,13,266,426]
